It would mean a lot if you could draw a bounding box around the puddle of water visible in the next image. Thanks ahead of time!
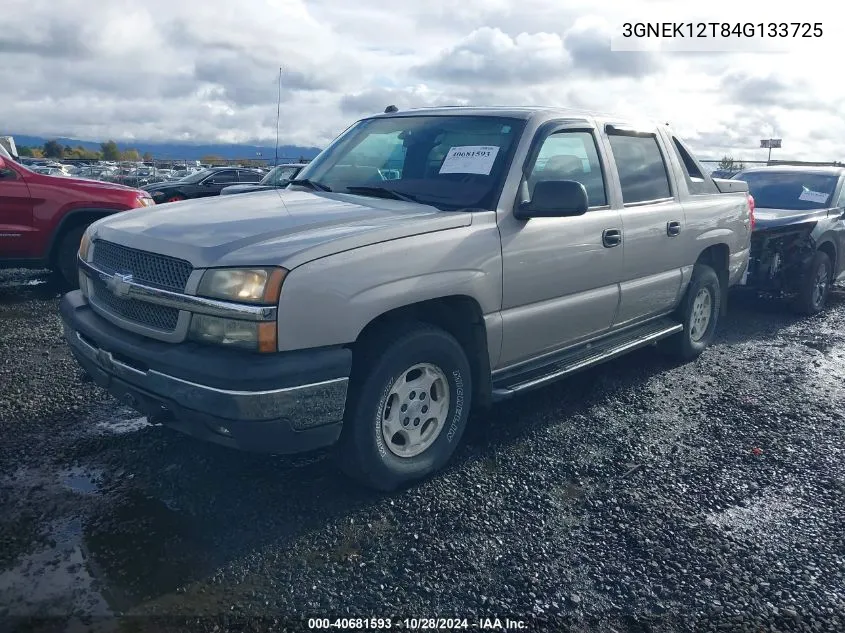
[59,467,103,495]
[0,518,112,617]
[705,490,804,541]
[94,416,152,436]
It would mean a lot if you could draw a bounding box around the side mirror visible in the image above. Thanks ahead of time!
[515,180,589,220]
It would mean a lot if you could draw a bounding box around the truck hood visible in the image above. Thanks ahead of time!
[220,184,276,195]
[92,188,472,269]
[753,207,833,231]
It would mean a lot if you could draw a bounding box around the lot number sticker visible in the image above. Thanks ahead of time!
[798,189,829,204]
[439,146,500,175]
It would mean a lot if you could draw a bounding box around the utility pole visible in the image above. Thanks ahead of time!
[275,67,282,167]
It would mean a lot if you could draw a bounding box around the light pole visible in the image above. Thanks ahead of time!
[275,67,282,167]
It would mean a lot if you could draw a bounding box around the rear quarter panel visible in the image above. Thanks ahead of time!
[657,128,751,289]
[275,213,504,365]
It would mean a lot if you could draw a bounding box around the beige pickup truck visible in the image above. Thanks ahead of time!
[61,106,752,490]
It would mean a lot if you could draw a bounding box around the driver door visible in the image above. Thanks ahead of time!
[0,161,34,257]
[201,169,237,196]
[497,124,624,368]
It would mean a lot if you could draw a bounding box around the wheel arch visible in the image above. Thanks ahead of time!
[351,295,493,410]
[817,238,837,274]
[694,243,730,316]
[47,208,119,266]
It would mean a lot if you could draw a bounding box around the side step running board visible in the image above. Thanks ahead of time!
[491,318,683,400]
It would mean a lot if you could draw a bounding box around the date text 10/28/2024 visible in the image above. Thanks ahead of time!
[621,22,823,38]
[308,618,527,630]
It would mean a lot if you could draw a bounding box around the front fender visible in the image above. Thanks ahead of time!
[275,224,503,352]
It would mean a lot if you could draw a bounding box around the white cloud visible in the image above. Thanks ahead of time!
[0,0,842,161]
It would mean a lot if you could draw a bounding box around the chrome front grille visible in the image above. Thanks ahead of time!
[92,240,192,292]
[89,240,192,333]
[90,276,180,331]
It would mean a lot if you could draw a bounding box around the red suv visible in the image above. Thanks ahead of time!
[0,152,154,287]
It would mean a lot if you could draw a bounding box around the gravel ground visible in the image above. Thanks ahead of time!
[1,268,844,633]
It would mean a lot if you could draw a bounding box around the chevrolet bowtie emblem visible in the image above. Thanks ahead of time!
[105,272,133,298]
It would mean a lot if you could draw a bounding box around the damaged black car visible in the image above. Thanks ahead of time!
[732,166,845,314]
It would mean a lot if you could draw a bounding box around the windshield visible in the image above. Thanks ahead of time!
[261,165,300,186]
[179,168,216,184]
[734,171,839,210]
[296,115,527,211]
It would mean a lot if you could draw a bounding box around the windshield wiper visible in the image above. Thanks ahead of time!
[344,186,419,203]
[289,178,332,192]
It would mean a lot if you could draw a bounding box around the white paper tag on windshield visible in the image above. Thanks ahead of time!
[439,146,500,175]
[798,189,829,204]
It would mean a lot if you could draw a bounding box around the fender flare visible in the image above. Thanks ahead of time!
[46,207,122,261]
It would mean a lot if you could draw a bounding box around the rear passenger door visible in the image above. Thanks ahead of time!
[601,124,686,327]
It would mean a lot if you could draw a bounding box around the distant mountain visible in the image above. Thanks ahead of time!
[9,134,322,162]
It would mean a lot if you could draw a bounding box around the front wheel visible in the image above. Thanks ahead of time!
[659,264,721,362]
[793,250,831,316]
[164,194,186,203]
[335,324,472,491]
[55,224,88,289]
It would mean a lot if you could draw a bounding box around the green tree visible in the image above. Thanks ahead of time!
[142,151,153,162]
[100,140,120,161]
[43,139,64,158]
[201,154,225,166]
[18,146,34,157]
[120,149,141,161]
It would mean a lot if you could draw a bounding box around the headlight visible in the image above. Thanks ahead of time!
[188,314,277,352]
[197,267,287,304]
[78,228,92,261]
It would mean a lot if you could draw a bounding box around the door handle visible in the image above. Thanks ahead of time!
[667,220,681,236]
[602,228,622,248]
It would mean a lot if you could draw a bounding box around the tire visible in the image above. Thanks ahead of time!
[659,264,721,362]
[335,323,472,491]
[164,194,186,203]
[55,224,88,289]
[792,250,831,316]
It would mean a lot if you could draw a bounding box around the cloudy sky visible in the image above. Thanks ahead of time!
[1,0,841,161]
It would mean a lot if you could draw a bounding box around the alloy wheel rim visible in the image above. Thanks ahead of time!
[812,262,829,309]
[381,363,451,458]
[689,288,713,342]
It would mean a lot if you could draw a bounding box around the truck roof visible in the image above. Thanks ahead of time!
[369,104,655,123]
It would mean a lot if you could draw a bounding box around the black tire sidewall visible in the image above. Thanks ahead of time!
[57,225,87,288]
[344,328,472,489]
[681,265,721,356]
[797,251,831,315]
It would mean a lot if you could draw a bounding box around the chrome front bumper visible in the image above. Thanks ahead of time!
[65,325,349,424]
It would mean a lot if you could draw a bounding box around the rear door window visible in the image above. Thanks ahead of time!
[606,131,672,204]
[672,137,718,195]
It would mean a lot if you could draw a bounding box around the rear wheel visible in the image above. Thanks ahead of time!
[55,224,88,289]
[659,264,721,361]
[164,194,186,203]
[335,323,472,491]
[793,250,831,315]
